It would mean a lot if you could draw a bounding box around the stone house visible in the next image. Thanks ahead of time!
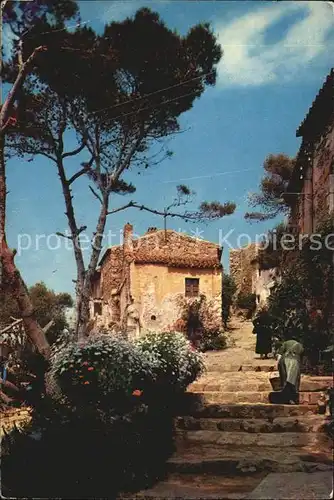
[229,244,280,309]
[229,243,258,297]
[90,224,223,337]
[287,68,334,232]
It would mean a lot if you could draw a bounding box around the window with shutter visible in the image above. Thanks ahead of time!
[185,278,199,297]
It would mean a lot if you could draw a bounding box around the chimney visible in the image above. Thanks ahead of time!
[147,227,158,234]
[123,223,134,257]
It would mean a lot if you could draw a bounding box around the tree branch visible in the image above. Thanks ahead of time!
[55,232,72,240]
[107,200,236,222]
[107,201,204,220]
[62,141,86,159]
[67,157,94,185]
[0,46,47,135]
[42,319,55,335]
[110,129,146,188]
[89,185,103,204]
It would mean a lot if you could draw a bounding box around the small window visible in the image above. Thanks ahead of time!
[151,315,156,321]
[185,278,199,297]
[94,302,102,316]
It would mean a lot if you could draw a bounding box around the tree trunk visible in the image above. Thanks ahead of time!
[56,158,87,339]
[76,287,91,339]
[76,197,109,339]
[0,241,50,358]
[0,140,50,359]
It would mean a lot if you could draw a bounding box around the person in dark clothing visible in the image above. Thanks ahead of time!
[269,339,304,405]
[252,308,272,359]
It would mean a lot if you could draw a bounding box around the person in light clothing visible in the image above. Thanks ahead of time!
[269,339,304,405]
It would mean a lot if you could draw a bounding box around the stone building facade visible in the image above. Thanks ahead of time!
[90,225,223,337]
[254,267,280,308]
[287,68,334,232]
[229,243,259,297]
[229,244,280,309]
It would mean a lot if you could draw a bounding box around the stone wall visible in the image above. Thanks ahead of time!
[295,125,334,233]
[289,71,334,233]
[131,263,222,332]
[312,124,334,229]
[229,244,259,297]
[254,268,280,308]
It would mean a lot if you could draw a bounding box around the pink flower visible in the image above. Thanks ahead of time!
[132,389,142,397]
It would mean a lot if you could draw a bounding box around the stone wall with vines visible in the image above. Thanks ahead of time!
[266,215,333,365]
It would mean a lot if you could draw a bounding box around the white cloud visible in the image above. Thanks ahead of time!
[216,1,334,87]
[100,1,170,24]
[99,1,142,23]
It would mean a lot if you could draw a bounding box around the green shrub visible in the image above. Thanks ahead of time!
[198,329,227,352]
[236,292,256,317]
[135,331,205,397]
[222,273,237,327]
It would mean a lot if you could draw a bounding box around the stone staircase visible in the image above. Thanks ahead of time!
[128,363,333,499]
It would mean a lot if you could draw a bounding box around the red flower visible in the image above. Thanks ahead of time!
[87,367,94,371]
[84,381,90,385]
[132,389,142,397]
[82,361,89,366]
[8,117,17,127]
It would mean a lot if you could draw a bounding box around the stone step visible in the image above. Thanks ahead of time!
[167,444,333,475]
[247,470,333,500]
[189,375,333,393]
[187,391,323,405]
[205,363,276,373]
[174,415,328,433]
[119,472,266,499]
[175,430,331,448]
[178,400,318,419]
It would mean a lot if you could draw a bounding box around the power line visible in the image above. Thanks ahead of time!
[89,71,214,117]
[3,9,215,123]
[162,168,260,184]
[8,85,203,132]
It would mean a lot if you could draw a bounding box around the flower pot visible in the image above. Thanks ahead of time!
[317,402,326,415]
[269,376,281,391]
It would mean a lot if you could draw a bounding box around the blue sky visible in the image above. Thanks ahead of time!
[5,0,334,295]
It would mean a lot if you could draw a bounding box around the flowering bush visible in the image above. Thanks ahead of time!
[48,334,158,409]
[3,331,206,497]
[135,331,205,397]
[176,295,227,351]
